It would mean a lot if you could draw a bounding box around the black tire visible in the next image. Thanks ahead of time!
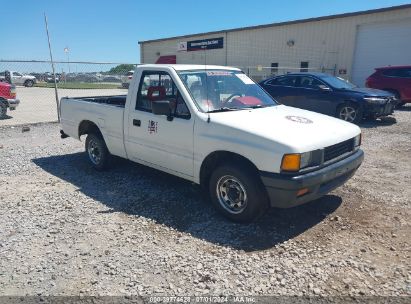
[85,133,111,171]
[0,101,7,119]
[24,80,34,87]
[336,103,362,124]
[209,163,269,223]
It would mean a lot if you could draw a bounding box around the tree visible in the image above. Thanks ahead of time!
[108,64,136,75]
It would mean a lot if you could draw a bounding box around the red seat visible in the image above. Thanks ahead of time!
[231,96,263,106]
[147,86,166,101]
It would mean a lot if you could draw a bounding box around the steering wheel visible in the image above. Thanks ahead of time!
[224,93,243,103]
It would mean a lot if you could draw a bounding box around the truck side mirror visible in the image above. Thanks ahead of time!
[152,100,172,120]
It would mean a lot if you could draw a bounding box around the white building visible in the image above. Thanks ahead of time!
[139,4,411,85]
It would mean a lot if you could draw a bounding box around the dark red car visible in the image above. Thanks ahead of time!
[366,66,411,107]
[0,81,20,119]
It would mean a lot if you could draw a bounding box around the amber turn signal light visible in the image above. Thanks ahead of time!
[281,154,301,171]
[297,188,309,197]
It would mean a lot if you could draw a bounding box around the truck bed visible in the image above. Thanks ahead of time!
[60,94,127,158]
[67,95,127,107]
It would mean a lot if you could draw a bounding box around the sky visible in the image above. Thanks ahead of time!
[1,0,410,64]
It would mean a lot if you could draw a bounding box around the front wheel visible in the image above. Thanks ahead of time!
[209,164,269,223]
[337,103,362,124]
[85,133,110,171]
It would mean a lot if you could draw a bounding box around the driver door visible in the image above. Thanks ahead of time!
[125,70,194,178]
[12,72,23,85]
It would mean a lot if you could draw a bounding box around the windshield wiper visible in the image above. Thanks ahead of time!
[243,104,275,109]
[207,107,243,113]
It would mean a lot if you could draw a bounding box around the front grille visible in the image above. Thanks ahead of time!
[324,138,354,162]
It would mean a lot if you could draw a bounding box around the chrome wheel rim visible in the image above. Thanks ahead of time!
[339,106,357,122]
[216,175,248,214]
[88,140,101,165]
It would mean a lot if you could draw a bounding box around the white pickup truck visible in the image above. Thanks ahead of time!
[60,64,364,222]
[0,71,37,87]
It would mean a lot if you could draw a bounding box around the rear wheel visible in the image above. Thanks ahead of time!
[85,133,110,171]
[209,163,269,223]
[0,102,7,119]
[337,103,362,124]
[24,80,34,87]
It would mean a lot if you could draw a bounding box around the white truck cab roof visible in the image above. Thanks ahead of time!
[139,64,241,71]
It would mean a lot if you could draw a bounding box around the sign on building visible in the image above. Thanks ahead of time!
[177,41,187,52]
[188,37,224,51]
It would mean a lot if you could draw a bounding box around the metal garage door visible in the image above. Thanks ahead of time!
[352,18,411,86]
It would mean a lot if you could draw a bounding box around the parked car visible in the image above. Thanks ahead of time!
[102,75,121,83]
[121,70,134,88]
[60,64,363,222]
[0,71,37,87]
[366,66,411,108]
[45,73,60,83]
[0,82,19,119]
[259,73,397,124]
[73,74,100,83]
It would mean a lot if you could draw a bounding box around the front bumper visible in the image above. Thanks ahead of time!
[260,149,364,208]
[7,98,20,110]
[364,102,395,117]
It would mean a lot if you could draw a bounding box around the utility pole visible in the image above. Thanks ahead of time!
[44,13,60,122]
[64,47,70,73]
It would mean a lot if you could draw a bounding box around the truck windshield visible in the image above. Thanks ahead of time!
[178,70,277,112]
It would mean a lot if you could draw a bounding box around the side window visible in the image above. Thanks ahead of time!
[298,76,323,89]
[404,69,411,78]
[382,69,398,77]
[13,72,22,77]
[136,71,190,119]
[397,68,411,78]
[136,73,157,111]
[272,76,297,87]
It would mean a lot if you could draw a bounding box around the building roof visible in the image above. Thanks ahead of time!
[139,4,411,44]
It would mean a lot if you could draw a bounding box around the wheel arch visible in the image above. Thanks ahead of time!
[199,150,261,188]
[78,120,103,139]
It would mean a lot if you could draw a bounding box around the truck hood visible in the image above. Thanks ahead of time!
[341,87,394,97]
[209,105,360,152]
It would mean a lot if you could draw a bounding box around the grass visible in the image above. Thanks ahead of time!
[34,82,123,89]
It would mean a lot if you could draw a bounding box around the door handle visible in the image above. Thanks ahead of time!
[133,119,141,127]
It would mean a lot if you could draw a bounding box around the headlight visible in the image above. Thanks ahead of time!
[281,151,320,172]
[300,152,313,169]
[363,97,387,104]
[354,133,361,149]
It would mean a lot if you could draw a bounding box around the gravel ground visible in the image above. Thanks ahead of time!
[0,107,410,298]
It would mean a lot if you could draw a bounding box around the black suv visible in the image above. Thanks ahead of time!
[259,73,397,124]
